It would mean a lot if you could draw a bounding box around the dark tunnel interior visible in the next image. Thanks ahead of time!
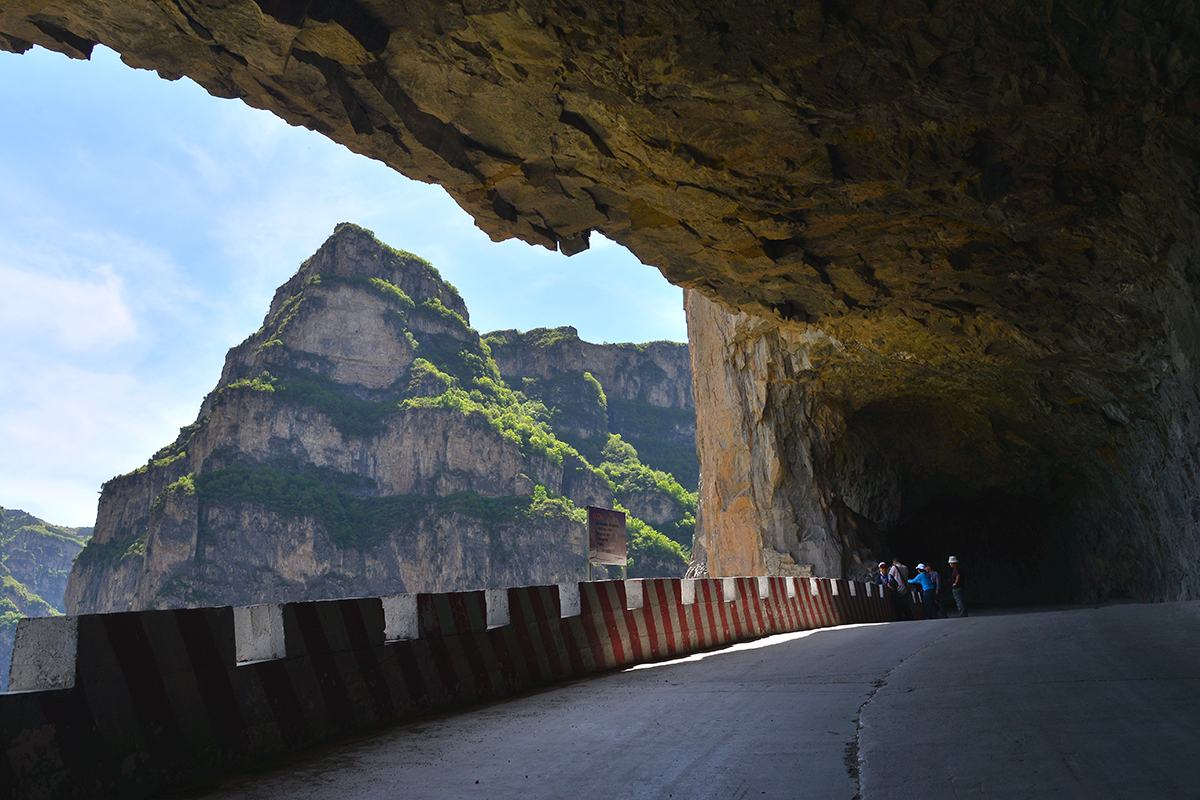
[885,489,1084,607]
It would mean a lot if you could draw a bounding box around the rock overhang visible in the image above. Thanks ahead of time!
[3,0,1198,600]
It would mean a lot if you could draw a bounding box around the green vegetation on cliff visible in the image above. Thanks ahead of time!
[189,461,683,576]
[74,525,146,571]
[0,507,91,690]
[483,327,579,350]
[0,574,56,630]
[607,398,699,488]
[193,463,583,551]
[228,368,397,438]
[624,517,687,578]
[596,435,696,555]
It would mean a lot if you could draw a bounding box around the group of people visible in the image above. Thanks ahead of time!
[874,556,967,619]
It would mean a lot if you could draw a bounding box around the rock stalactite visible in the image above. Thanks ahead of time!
[4,1,1199,602]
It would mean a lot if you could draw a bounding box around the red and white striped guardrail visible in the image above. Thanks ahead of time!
[1,576,894,799]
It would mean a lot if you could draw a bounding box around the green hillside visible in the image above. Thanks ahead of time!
[0,507,92,689]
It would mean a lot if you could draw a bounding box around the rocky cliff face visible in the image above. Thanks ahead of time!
[485,327,697,486]
[1,508,90,611]
[687,282,1200,605]
[66,224,693,614]
[6,1,1199,603]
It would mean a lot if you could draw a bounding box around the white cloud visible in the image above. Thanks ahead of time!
[0,362,198,527]
[0,259,135,350]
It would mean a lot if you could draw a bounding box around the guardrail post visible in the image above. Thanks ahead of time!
[681,579,697,605]
[234,604,285,664]
[381,594,419,641]
[625,579,644,610]
[557,583,581,618]
[8,615,77,692]
[722,577,737,603]
[485,588,510,629]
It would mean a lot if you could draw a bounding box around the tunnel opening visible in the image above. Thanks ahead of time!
[831,393,1089,607]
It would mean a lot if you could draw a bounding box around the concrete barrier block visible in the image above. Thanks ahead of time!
[849,581,857,597]
[624,579,644,610]
[8,615,77,692]
[757,577,770,599]
[558,583,581,618]
[234,604,285,664]
[382,594,419,641]
[486,588,510,629]
[418,591,486,637]
[681,579,697,605]
[722,577,737,603]
[830,580,840,596]
[281,597,385,657]
[786,578,797,599]
[809,577,820,596]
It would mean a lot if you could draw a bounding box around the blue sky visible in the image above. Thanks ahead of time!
[0,45,687,528]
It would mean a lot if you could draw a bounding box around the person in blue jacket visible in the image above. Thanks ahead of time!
[908,563,939,620]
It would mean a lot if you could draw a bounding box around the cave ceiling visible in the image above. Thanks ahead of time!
[3,1,1200,596]
[3,1,1196,397]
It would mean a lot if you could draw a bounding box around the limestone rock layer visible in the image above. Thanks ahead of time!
[5,1,1199,602]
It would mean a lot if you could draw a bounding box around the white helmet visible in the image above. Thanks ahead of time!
[916,563,926,570]
[948,556,959,563]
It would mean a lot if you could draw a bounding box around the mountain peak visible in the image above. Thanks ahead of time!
[268,223,468,324]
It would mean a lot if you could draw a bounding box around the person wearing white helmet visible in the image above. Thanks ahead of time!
[948,556,967,617]
[907,563,940,620]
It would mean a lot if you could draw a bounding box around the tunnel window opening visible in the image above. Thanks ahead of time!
[0,44,690,530]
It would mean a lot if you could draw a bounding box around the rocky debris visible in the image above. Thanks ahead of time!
[65,224,693,614]
[4,1,1199,601]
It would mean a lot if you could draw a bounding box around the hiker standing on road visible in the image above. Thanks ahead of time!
[927,563,947,618]
[948,556,968,617]
[888,558,913,620]
[875,562,890,586]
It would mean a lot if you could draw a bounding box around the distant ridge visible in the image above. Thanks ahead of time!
[0,506,91,690]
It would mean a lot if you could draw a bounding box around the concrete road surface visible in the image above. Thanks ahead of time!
[172,602,1200,800]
